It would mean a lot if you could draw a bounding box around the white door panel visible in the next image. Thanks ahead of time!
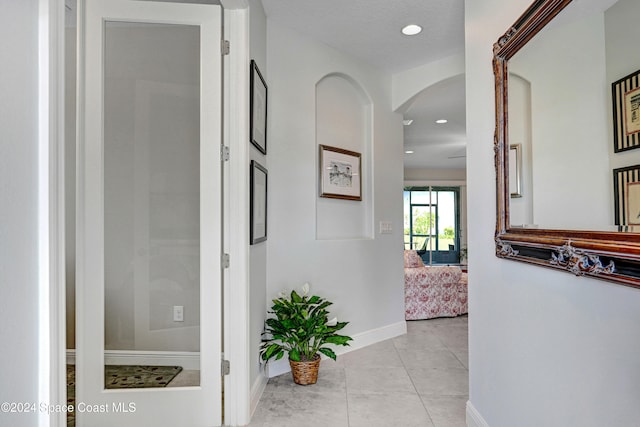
[77,1,222,425]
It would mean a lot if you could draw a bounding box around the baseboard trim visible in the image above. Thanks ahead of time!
[265,320,407,378]
[346,320,407,353]
[66,350,201,370]
[250,372,268,417]
[466,400,490,427]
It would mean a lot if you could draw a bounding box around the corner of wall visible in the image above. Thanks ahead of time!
[250,369,268,417]
[466,401,490,427]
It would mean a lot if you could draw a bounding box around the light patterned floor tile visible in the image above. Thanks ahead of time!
[408,367,469,397]
[166,369,199,387]
[345,367,415,395]
[250,316,469,426]
[347,392,435,427]
[422,395,468,427]
[393,330,447,350]
[251,389,349,427]
[340,340,404,369]
[399,348,466,370]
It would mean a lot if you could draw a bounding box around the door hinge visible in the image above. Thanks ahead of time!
[222,253,230,269]
[221,39,230,56]
[222,359,231,376]
[221,145,230,162]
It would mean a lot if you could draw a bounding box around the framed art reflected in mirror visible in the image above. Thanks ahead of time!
[612,69,640,152]
[613,164,640,226]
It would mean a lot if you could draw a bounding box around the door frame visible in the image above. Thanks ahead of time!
[39,0,67,426]
[221,4,252,425]
[41,0,251,425]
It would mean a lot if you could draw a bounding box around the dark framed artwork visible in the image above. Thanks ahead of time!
[612,69,640,152]
[250,60,267,154]
[250,160,267,244]
[319,145,362,201]
[614,164,640,226]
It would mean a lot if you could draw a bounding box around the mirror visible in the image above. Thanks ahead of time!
[494,0,640,287]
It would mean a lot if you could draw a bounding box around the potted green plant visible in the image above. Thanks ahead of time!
[460,246,468,264]
[260,283,352,385]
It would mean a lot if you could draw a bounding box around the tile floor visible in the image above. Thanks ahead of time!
[166,369,200,387]
[249,315,469,427]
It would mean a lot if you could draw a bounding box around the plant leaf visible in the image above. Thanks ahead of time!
[289,348,300,362]
[291,290,302,303]
[318,347,336,360]
[333,321,349,331]
[324,335,352,346]
[261,343,282,361]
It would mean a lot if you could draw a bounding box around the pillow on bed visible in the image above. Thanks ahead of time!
[404,250,424,268]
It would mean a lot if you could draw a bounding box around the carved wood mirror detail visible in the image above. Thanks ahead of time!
[494,0,640,288]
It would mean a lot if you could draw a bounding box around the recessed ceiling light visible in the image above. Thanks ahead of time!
[401,24,422,36]
[405,150,414,154]
[436,119,448,124]
[403,119,413,126]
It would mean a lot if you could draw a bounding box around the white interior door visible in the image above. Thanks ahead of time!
[76,1,222,425]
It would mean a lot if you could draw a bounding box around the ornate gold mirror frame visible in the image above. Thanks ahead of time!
[494,0,640,288]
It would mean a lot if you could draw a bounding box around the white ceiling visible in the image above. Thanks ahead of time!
[261,0,466,170]
[261,0,464,74]
[403,75,466,169]
[66,0,467,170]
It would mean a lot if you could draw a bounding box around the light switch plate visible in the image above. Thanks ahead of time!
[379,221,392,234]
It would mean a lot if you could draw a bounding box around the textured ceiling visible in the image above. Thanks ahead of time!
[261,0,465,74]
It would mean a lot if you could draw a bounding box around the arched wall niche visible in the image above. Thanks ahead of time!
[508,72,534,226]
[315,72,373,240]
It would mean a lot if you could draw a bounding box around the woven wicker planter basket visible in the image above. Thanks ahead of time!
[289,354,321,385]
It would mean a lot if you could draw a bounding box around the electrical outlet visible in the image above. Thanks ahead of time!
[173,305,184,322]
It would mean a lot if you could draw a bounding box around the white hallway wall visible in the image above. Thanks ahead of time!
[465,1,640,427]
[265,21,405,376]
[0,1,40,427]
[248,0,268,401]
